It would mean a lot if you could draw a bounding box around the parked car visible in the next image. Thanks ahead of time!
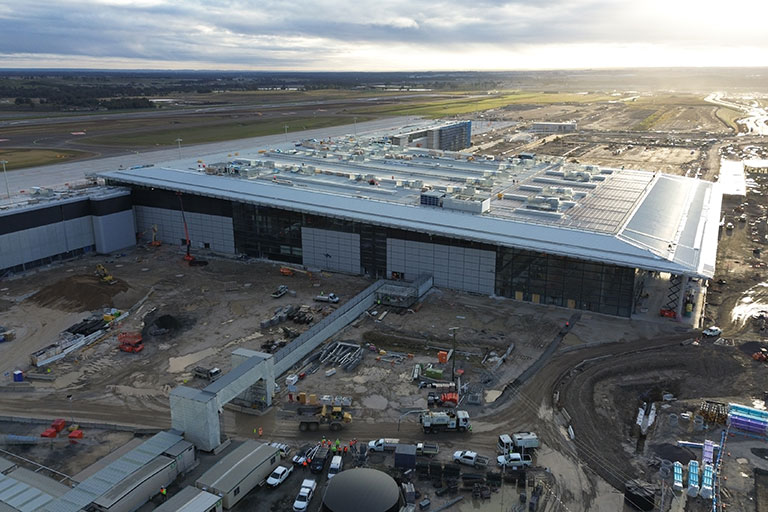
[266,465,293,487]
[293,479,317,511]
[702,326,722,337]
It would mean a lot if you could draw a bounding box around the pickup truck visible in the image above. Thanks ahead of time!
[453,450,490,468]
[292,479,317,511]
[416,442,439,456]
[497,452,533,469]
[266,465,293,487]
[368,438,400,452]
[314,292,339,303]
[272,285,289,298]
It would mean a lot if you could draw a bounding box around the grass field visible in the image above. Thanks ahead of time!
[349,91,614,117]
[715,107,742,132]
[82,115,374,147]
[0,148,94,170]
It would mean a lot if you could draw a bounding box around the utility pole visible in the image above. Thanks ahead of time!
[1,160,9,199]
[175,138,183,159]
[354,117,358,138]
[449,327,459,381]
[284,124,289,142]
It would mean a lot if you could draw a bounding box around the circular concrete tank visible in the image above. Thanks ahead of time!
[322,468,402,512]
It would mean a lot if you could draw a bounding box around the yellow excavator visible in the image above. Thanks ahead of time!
[95,264,117,285]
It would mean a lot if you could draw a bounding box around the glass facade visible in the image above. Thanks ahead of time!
[232,204,304,263]
[495,247,635,317]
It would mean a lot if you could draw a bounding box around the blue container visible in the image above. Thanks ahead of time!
[12,371,23,382]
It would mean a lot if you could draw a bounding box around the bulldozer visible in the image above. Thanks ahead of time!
[95,264,117,285]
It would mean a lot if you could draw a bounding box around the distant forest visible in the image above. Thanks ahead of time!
[1,68,766,111]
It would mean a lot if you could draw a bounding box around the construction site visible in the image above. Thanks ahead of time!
[0,111,767,512]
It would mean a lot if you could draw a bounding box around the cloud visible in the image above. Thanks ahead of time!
[0,0,767,69]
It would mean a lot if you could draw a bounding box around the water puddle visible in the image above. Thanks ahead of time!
[485,389,503,403]
[168,347,218,373]
[731,282,768,325]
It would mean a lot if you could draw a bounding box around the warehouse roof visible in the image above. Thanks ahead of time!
[154,486,222,512]
[0,472,61,512]
[99,147,721,277]
[42,431,183,512]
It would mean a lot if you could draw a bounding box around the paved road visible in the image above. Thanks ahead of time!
[0,116,419,204]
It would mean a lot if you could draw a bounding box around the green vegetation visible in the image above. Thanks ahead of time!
[630,94,712,107]
[350,92,614,118]
[715,107,742,132]
[632,108,672,130]
[0,148,94,170]
[82,115,375,147]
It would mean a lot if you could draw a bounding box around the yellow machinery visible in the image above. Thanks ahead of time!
[297,404,352,432]
[95,264,116,285]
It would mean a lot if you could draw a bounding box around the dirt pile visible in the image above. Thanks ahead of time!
[142,312,191,338]
[28,275,130,312]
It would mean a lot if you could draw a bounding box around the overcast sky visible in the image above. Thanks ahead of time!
[1,0,767,70]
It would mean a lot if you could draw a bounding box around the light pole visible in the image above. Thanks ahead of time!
[1,160,9,199]
[448,326,459,382]
[353,117,358,138]
[175,138,183,159]
[284,124,289,142]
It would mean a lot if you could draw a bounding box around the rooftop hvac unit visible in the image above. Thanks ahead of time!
[563,170,592,182]
[541,186,574,200]
[526,196,560,211]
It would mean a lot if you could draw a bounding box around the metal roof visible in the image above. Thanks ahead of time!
[41,431,182,512]
[0,459,14,475]
[98,148,721,277]
[195,441,278,493]
[93,456,173,508]
[0,472,59,512]
[154,486,222,512]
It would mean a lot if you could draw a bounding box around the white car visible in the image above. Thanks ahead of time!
[293,479,316,511]
[702,326,722,337]
[266,465,293,487]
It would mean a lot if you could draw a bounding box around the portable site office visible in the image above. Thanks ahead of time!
[92,456,178,512]
[154,485,223,512]
[195,441,280,509]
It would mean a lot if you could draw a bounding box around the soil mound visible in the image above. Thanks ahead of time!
[28,275,130,312]
[142,312,191,338]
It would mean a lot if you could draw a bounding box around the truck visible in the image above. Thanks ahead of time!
[309,446,330,474]
[497,432,540,453]
[368,438,400,452]
[327,455,343,479]
[453,450,490,468]
[194,366,222,382]
[292,479,317,511]
[497,452,533,469]
[314,292,339,303]
[297,405,352,432]
[272,285,289,298]
[512,432,540,449]
[420,410,471,433]
[416,442,440,456]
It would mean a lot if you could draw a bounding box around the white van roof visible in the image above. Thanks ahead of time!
[498,434,513,443]
[330,455,342,465]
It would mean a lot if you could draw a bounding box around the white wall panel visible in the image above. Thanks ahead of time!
[133,205,235,254]
[301,227,360,274]
[387,238,496,294]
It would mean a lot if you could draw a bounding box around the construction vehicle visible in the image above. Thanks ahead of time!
[309,447,330,473]
[95,264,116,285]
[149,224,162,247]
[753,349,768,362]
[0,326,16,343]
[297,404,352,432]
[177,193,208,266]
[314,292,339,303]
[497,452,533,469]
[194,366,222,381]
[117,332,144,353]
[420,410,471,433]
[272,285,289,298]
[416,442,439,456]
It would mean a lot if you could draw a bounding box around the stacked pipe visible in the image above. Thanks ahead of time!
[728,403,768,436]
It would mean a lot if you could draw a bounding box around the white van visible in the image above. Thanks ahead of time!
[497,434,514,454]
[327,455,343,479]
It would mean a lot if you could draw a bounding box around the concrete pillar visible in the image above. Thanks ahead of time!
[170,387,220,452]
[676,275,688,319]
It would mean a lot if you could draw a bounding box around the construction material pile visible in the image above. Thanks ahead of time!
[28,274,129,312]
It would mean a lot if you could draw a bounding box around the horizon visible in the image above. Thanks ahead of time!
[2,1,767,71]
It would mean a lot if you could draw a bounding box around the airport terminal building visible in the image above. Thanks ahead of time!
[89,136,721,320]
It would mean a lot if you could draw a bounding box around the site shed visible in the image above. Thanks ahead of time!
[92,455,178,512]
[194,441,279,509]
[154,486,222,512]
[164,440,196,474]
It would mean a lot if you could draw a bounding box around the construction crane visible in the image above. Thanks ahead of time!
[95,264,116,285]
